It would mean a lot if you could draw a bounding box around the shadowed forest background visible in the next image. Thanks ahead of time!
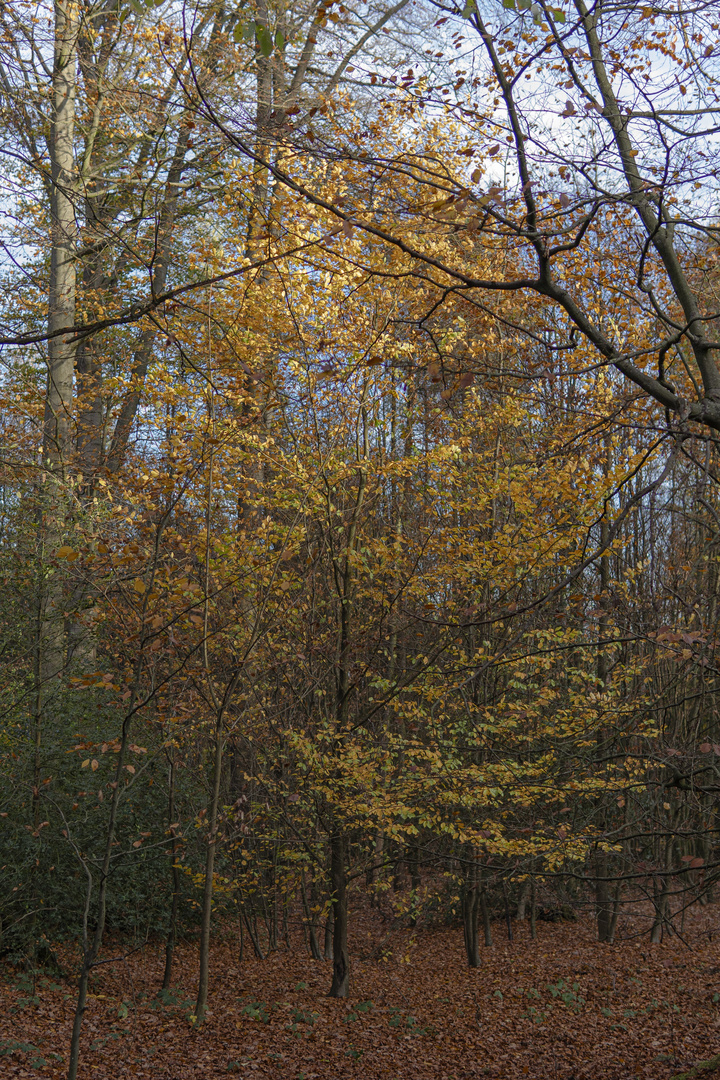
[2,0,720,1076]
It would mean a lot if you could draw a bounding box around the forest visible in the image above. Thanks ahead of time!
[1,0,720,1077]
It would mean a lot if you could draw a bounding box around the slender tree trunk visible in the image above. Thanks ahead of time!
[162,756,181,991]
[596,861,613,943]
[462,867,480,968]
[67,702,137,1080]
[502,880,514,943]
[194,397,236,1023]
[328,832,349,998]
[596,441,614,943]
[194,715,224,1024]
[529,879,537,941]
[326,406,367,997]
[300,871,322,960]
[607,882,621,945]
[242,909,265,960]
[66,495,169,1080]
[650,867,671,943]
[409,844,421,891]
[480,881,492,948]
[106,127,190,473]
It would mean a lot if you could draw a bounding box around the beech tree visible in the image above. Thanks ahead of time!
[212,0,720,435]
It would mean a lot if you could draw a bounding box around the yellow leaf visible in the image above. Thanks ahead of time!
[81,759,90,769]
[91,759,99,771]
[133,579,146,594]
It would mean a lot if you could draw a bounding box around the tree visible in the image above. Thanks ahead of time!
[216,0,720,438]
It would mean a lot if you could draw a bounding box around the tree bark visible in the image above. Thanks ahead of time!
[323,903,334,961]
[41,0,79,697]
[481,885,493,948]
[328,832,349,998]
[194,723,224,1024]
[462,881,480,968]
[162,756,181,991]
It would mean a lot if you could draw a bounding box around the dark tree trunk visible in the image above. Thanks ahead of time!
[328,833,349,998]
[462,883,480,967]
[162,758,180,991]
[596,856,614,943]
[323,904,334,960]
[530,879,537,940]
[481,886,493,948]
[502,880,514,943]
[300,871,323,960]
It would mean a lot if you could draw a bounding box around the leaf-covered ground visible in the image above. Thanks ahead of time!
[2,903,720,1080]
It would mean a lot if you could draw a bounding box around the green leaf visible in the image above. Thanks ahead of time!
[552,7,566,21]
[257,25,273,56]
[234,20,257,42]
[502,0,516,8]
[275,29,285,49]
[518,0,531,8]
[461,0,476,16]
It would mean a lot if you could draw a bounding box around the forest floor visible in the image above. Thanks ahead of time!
[2,900,720,1080]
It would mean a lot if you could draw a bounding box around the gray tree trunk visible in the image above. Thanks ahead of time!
[41,0,79,693]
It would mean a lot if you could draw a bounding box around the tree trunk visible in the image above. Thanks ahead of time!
[480,885,493,948]
[41,0,79,699]
[595,461,616,944]
[516,880,531,921]
[243,910,265,960]
[502,879,514,943]
[323,904,334,961]
[596,856,614,943]
[162,756,181,991]
[106,126,190,473]
[194,718,225,1024]
[650,875,669,943]
[67,703,137,1080]
[462,883,480,967]
[607,882,621,945]
[328,832,349,998]
[529,879,537,941]
[45,0,77,479]
[300,871,323,961]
